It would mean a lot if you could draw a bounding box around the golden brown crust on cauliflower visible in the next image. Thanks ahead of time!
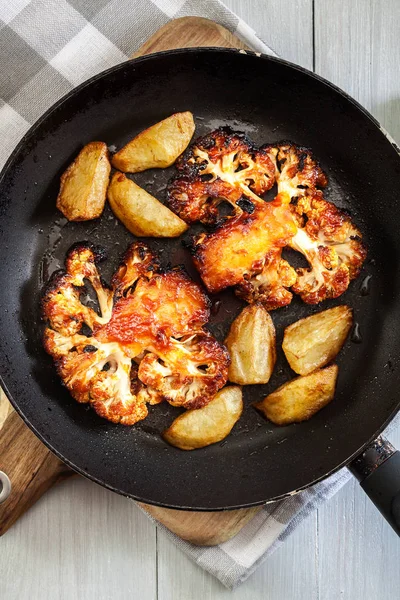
[191,198,297,294]
[236,248,297,310]
[169,127,276,224]
[138,333,230,410]
[167,130,366,308]
[42,242,229,424]
[266,142,328,198]
[289,192,367,303]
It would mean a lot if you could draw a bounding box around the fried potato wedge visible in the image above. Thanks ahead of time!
[225,304,276,384]
[107,172,188,237]
[56,142,111,221]
[254,365,338,425]
[163,386,243,450]
[282,306,352,375]
[112,112,195,173]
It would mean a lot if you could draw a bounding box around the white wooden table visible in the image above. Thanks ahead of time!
[2,2,400,598]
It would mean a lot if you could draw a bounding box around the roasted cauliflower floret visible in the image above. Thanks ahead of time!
[42,242,229,425]
[167,129,366,309]
[290,229,350,304]
[176,127,276,196]
[138,334,229,410]
[289,193,367,303]
[65,242,113,321]
[88,351,150,425]
[43,328,149,423]
[167,175,242,225]
[41,243,112,336]
[334,235,367,280]
[168,127,276,224]
[236,248,297,310]
[291,193,366,280]
[111,242,159,299]
[292,193,351,242]
[268,142,328,199]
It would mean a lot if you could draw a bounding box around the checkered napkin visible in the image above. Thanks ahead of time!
[1,0,398,590]
[0,0,275,167]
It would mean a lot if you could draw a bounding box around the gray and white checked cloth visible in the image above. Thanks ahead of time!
[1,0,399,590]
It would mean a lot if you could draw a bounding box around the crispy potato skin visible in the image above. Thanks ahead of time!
[107,172,188,237]
[163,386,243,450]
[112,112,195,173]
[282,306,353,375]
[254,365,338,425]
[56,142,111,221]
[225,304,276,384]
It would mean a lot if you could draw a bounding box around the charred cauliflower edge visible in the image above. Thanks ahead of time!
[167,127,367,308]
[42,242,229,425]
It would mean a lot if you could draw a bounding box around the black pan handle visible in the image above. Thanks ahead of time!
[348,436,400,535]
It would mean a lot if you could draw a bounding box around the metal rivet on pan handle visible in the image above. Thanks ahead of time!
[0,471,11,504]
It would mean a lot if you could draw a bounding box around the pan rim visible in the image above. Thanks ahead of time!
[2,373,399,511]
[1,47,399,510]
[1,47,399,190]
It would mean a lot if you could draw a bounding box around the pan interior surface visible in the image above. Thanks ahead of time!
[0,49,400,510]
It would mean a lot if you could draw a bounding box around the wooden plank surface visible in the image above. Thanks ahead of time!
[2,1,400,599]
[315,0,400,142]
[157,512,318,600]
[1,477,157,600]
[226,0,313,70]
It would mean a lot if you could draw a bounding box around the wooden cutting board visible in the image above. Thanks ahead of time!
[0,17,262,542]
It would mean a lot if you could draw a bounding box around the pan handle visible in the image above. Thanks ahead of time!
[348,436,400,535]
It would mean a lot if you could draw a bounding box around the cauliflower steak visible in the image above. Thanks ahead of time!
[167,128,366,308]
[42,242,229,425]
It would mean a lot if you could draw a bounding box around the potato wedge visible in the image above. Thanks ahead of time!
[112,112,195,172]
[254,365,338,426]
[282,306,352,375]
[225,304,276,385]
[56,141,111,221]
[107,172,188,237]
[163,386,243,450]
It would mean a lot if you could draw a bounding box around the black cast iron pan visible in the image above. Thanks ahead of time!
[1,49,400,532]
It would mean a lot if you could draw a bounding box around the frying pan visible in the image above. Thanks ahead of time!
[1,49,400,532]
